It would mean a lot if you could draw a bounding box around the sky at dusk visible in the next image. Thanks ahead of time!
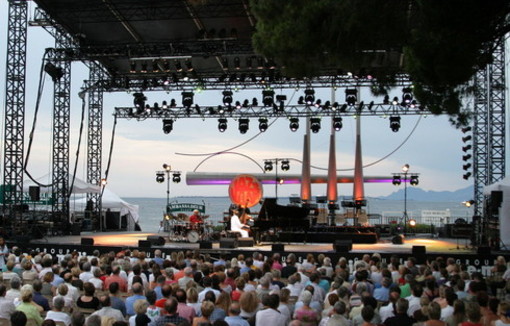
[0,2,480,200]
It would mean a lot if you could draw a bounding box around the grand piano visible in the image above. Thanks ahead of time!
[251,198,379,244]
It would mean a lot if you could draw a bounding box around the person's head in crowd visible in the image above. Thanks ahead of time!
[132,275,143,287]
[32,279,43,293]
[328,293,340,307]
[411,283,423,297]
[71,311,85,326]
[99,295,111,307]
[186,287,198,304]
[445,287,458,307]
[64,273,73,284]
[465,302,482,323]
[161,284,172,298]
[174,289,187,303]
[204,290,216,303]
[337,286,350,300]
[427,302,442,321]
[109,282,119,295]
[280,288,291,304]
[489,298,500,315]
[389,285,401,302]
[395,298,409,315]
[216,291,231,312]
[228,301,242,316]
[200,301,215,319]
[93,268,101,279]
[53,296,65,311]
[212,321,228,326]
[146,290,157,306]
[381,277,392,289]
[20,284,33,303]
[299,290,312,306]
[134,299,149,315]
[261,293,279,310]
[0,284,6,297]
[11,311,27,326]
[83,282,96,296]
[164,298,179,315]
[234,277,245,291]
[239,291,259,313]
[85,315,101,326]
[476,291,489,308]
[361,305,375,323]
[132,282,144,295]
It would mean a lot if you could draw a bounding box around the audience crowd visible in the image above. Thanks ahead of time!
[0,241,508,326]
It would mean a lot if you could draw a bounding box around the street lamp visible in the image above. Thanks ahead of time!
[156,163,181,208]
[263,158,290,203]
[392,164,419,236]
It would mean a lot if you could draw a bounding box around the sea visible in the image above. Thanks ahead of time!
[124,196,474,233]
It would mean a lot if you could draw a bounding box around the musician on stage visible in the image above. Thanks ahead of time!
[230,208,250,237]
[189,210,203,225]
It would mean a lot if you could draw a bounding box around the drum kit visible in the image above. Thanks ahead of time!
[165,214,213,243]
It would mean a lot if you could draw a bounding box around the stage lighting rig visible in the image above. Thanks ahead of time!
[276,95,286,112]
[389,116,401,132]
[162,119,174,134]
[264,161,273,172]
[304,89,315,105]
[156,172,165,183]
[182,92,194,108]
[218,118,228,132]
[289,118,299,132]
[410,174,419,186]
[310,118,321,133]
[238,118,250,134]
[392,175,401,185]
[258,118,268,132]
[333,117,343,131]
[281,160,290,171]
[222,90,233,106]
[345,89,357,106]
[402,87,413,105]
[172,172,181,183]
[262,90,275,107]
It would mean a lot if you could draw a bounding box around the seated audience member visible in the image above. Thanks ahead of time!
[0,284,15,319]
[89,296,124,322]
[45,297,72,326]
[15,285,43,326]
[76,282,100,310]
[11,311,27,326]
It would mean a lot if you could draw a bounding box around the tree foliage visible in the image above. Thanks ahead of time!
[250,0,510,120]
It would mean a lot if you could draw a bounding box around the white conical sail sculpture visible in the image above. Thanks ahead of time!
[353,116,365,221]
[300,118,312,203]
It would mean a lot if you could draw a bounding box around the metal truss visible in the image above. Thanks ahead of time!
[114,102,428,120]
[50,38,71,229]
[3,0,27,220]
[86,65,106,217]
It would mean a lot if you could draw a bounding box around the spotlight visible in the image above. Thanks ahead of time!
[235,101,241,109]
[174,60,182,72]
[258,118,268,132]
[129,61,136,73]
[298,96,305,105]
[234,57,241,69]
[252,98,259,106]
[238,118,250,134]
[218,118,228,132]
[140,62,148,73]
[462,135,472,143]
[156,172,165,183]
[133,93,146,109]
[392,97,399,105]
[461,126,472,133]
[222,90,233,106]
[281,160,290,171]
[462,145,472,152]
[182,92,194,108]
[463,172,472,180]
[345,89,357,106]
[464,200,475,207]
[304,89,315,105]
[389,116,401,132]
[185,59,193,71]
[392,175,401,186]
[289,118,299,132]
[410,175,419,186]
[262,90,275,107]
[172,172,181,183]
[383,95,390,105]
[276,95,287,112]
[463,154,472,161]
[408,219,417,227]
[264,161,273,172]
[402,164,409,173]
[402,87,413,105]
[310,118,321,133]
[170,99,176,107]
[333,117,343,131]
[222,58,229,70]
[162,119,174,134]
[463,163,472,171]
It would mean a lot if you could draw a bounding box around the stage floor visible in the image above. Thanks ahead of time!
[31,231,474,255]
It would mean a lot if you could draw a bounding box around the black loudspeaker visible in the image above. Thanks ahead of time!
[333,240,352,252]
[81,238,94,246]
[477,246,491,254]
[138,240,151,248]
[71,223,81,235]
[412,246,426,255]
[29,186,40,201]
[272,244,285,251]
[392,234,404,244]
[238,237,254,247]
[199,241,213,249]
[492,191,503,214]
[147,236,165,246]
[220,238,238,249]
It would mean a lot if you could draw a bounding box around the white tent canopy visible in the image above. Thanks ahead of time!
[71,188,140,224]
[483,176,510,248]
[23,174,100,194]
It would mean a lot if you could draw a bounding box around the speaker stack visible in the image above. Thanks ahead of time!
[146,236,165,246]
[333,240,352,252]
[220,238,238,249]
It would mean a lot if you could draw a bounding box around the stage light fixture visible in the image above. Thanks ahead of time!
[129,61,136,73]
[252,98,258,106]
[163,60,170,72]
[315,99,322,108]
[463,163,472,170]
[156,172,165,183]
[185,59,193,71]
[463,172,472,180]
[281,160,290,171]
[392,175,401,186]
[402,164,410,173]
[389,116,401,132]
[323,101,331,109]
[310,118,321,133]
[258,118,268,132]
[298,96,305,105]
[463,154,472,161]
[410,175,419,186]
[383,95,390,105]
[408,219,417,227]
[257,57,264,69]
[234,57,241,69]
[462,145,472,152]
[304,89,315,105]
[235,101,241,109]
[238,118,250,134]
[217,118,228,132]
[345,89,357,106]
[462,126,472,133]
[264,161,273,172]
[402,87,413,104]
[170,99,176,107]
[172,172,181,183]
[462,135,472,143]
[133,93,146,108]
[246,57,253,69]
[262,90,275,107]
[151,60,160,73]
[289,118,299,132]
[140,62,148,73]
[464,200,475,207]
[333,117,343,131]
[162,119,174,134]
[162,101,168,109]
[174,60,182,72]
[222,58,229,70]
[181,92,194,108]
[368,101,374,110]
[242,99,249,108]
[392,97,399,105]
[222,90,233,106]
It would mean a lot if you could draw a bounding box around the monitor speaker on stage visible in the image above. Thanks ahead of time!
[147,236,165,246]
[29,186,40,202]
[412,245,426,255]
[220,238,238,249]
[272,244,285,252]
[491,191,503,214]
[477,246,491,254]
[333,240,352,252]
[138,240,151,248]
[199,241,213,249]
[81,238,94,246]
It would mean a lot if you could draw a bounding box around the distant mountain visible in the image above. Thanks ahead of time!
[376,185,474,202]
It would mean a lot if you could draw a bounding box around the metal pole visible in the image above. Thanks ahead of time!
[275,160,279,203]
[404,171,408,235]
[166,170,170,207]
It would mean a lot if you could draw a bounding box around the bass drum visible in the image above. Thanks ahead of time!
[187,231,200,243]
